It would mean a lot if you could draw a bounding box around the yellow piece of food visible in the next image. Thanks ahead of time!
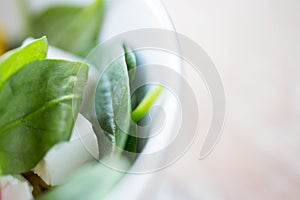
[0,28,7,55]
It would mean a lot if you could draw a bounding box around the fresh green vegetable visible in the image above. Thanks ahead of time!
[30,0,163,156]
[129,86,164,153]
[123,43,137,81]
[31,0,105,56]
[94,44,164,154]
[0,0,166,197]
[0,37,47,89]
[131,86,164,122]
[95,45,133,150]
[0,38,88,174]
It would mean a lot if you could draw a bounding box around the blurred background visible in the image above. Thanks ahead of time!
[148,0,300,199]
[0,0,299,199]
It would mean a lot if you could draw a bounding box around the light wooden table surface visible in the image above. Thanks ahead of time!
[149,0,300,199]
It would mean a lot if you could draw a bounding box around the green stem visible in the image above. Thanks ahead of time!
[131,86,164,122]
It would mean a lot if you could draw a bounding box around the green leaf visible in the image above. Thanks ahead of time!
[95,53,131,149]
[122,44,139,153]
[94,44,138,153]
[0,37,47,89]
[31,0,105,56]
[123,44,136,73]
[123,43,137,82]
[0,59,88,174]
[38,159,129,200]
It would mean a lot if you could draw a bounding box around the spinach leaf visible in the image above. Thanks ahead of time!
[122,44,139,153]
[123,43,137,82]
[123,46,164,153]
[0,59,88,174]
[95,49,132,150]
[94,44,164,154]
[0,37,47,89]
[31,0,105,57]
[94,43,139,155]
[38,159,129,200]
